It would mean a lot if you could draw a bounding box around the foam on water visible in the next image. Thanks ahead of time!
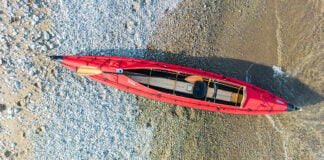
[272,65,285,78]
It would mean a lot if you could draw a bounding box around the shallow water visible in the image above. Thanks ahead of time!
[138,0,323,159]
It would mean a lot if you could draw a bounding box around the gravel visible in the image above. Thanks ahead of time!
[49,0,181,56]
[30,0,182,159]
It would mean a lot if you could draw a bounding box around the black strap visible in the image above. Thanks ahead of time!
[213,83,218,102]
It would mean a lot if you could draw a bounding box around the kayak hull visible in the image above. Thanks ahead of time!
[52,55,299,115]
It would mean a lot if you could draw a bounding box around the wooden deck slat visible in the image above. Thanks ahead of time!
[129,76,242,103]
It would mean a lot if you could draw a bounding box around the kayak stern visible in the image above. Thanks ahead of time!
[287,103,301,112]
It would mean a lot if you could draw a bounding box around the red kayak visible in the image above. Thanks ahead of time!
[50,55,300,114]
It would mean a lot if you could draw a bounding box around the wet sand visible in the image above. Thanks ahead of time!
[137,0,323,159]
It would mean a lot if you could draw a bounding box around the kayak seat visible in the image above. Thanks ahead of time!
[193,81,207,99]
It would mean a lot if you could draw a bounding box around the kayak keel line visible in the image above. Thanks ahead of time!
[50,55,301,115]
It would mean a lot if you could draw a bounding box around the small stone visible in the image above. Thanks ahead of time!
[20,150,27,157]
[8,6,16,17]
[147,45,154,50]
[4,150,11,157]
[55,39,62,45]
[33,3,40,8]
[144,0,150,5]
[36,126,45,135]
[16,101,22,106]
[174,107,183,117]
[134,33,142,47]
[15,81,22,90]
[15,43,21,49]
[6,35,15,41]
[7,108,14,118]
[0,104,6,112]
[14,108,22,114]
[22,27,29,34]
[33,30,42,41]
[27,105,36,112]
[18,116,24,123]
[32,15,40,23]
[15,2,22,9]
[125,21,133,30]
[22,131,26,138]
[12,153,19,159]
[5,130,11,135]
[27,92,32,97]
[24,11,32,18]
[0,35,5,42]
[40,45,47,52]
[43,85,50,92]
[0,24,8,32]
[12,28,19,36]
[132,2,140,12]
[47,42,54,49]
[10,142,17,149]
[33,82,40,88]
[43,31,50,40]
[48,30,55,38]
[30,43,36,50]
[10,17,20,23]
[4,44,10,52]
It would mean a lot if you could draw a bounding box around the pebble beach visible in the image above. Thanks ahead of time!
[0,0,323,159]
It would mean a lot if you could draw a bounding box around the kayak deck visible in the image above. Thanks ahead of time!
[126,69,246,107]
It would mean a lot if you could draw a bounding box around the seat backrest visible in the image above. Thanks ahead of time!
[193,81,207,99]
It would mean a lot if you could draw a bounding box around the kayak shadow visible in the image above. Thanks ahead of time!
[76,49,323,107]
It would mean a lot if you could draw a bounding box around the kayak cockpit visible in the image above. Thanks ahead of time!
[126,69,246,107]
